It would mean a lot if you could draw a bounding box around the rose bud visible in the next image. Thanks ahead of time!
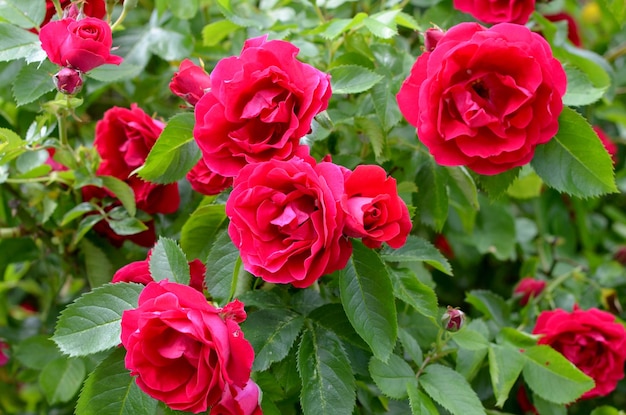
[169,59,212,106]
[442,306,465,332]
[424,27,445,52]
[514,277,546,306]
[53,67,84,95]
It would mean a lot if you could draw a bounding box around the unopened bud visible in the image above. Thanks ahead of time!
[513,277,546,306]
[441,306,464,332]
[53,67,84,95]
[424,28,445,52]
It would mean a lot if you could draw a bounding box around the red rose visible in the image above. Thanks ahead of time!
[40,0,106,29]
[210,380,263,415]
[121,281,254,413]
[39,17,122,72]
[513,277,546,306]
[186,158,233,196]
[397,23,567,175]
[545,13,582,47]
[226,147,352,288]
[90,104,180,215]
[169,59,212,106]
[193,35,332,177]
[341,165,412,249]
[112,251,206,292]
[593,125,618,164]
[532,307,626,399]
[453,0,535,24]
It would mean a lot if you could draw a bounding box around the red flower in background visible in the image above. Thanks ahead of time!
[453,0,535,24]
[210,380,263,415]
[593,125,618,164]
[544,12,582,47]
[40,0,106,29]
[169,59,212,106]
[121,281,254,413]
[514,277,546,306]
[193,35,331,177]
[397,23,566,175]
[532,307,626,399]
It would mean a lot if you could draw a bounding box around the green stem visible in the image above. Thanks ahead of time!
[51,0,63,17]
[110,7,129,31]
[0,227,23,238]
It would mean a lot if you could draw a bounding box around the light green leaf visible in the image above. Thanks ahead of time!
[363,16,397,39]
[39,356,86,404]
[88,62,143,83]
[488,344,525,407]
[137,112,200,184]
[0,23,40,62]
[0,127,27,164]
[202,20,240,46]
[61,202,98,226]
[297,326,356,415]
[389,268,439,323]
[339,240,397,361]
[101,176,137,217]
[81,239,114,288]
[107,216,148,236]
[52,283,144,356]
[76,348,158,415]
[180,201,228,260]
[149,237,190,285]
[0,0,45,29]
[472,196,516,260]
[147,27,193,61]
[369,354,417,399]
[205,229,242,305]
[522,345,594,404]
[531,107,617,197]
[590,406,623,415]
[355,115,386,162]
[242,309,305,372]
[408,387,439,415]
[380,235,452,275]
[563,65,607,107]
[420,364,486,415]
[169,0,199,19]
[329,65,384,94]
[371,79,402,131]
[451,328,489,351]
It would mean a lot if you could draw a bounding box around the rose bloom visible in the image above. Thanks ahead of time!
[342,165,412,249]
[39,17,122,72]
[513,277,546,306]
[121,281,254,413]
[88,104,180,215]
[453,0,535,24]
[194,35,332,177]
[170,59,212,106]
[397,23,567,175]
[40,0,106,28]
[226,147,352,288]
[187,158,233,196]
[532,307,626,399]
[210,380,263,415]
[112,251,206,292]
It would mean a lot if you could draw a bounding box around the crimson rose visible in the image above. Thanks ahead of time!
[193,35,331,177]
[397,23,566,175]
[169,59,212,106]
[210,380,263,415]
[342,165,412,249]
[513,277,546,306]
[121,281,254,413]
[187,158,233,196]
[39,17,122,72]
[226,147,352,288]
[89,104,180,215]
[453,0,535,24]
[532,307,626,399]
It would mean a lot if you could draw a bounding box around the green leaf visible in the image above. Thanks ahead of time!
[308,303,369,350]
[61,202,98,226]
[521,345,594,404]
[451,328,489,351]
[465,290,510,327]
[414,155,449,231]
[408,387,439,415]
[169,0,199,19]
[329,65,384,94]
[0,23,40,62]
[531,107,617,197]
[471,196,516,260]
[12,61,56,106]
[149,237,190,285]
[205,229,242,305]
[488,344,525,407]
[147,27,193,62]
[477,168,520,198]
[371,79,402,131]
[419,364,486,415]
[355,115,386,162]
[380,235,452,275]
[243,309,304,372]
[0,127,26,164]
[507,170,543,199]
[363,16,397,39]
[137,113,200,184]
[180,201,228,260]
[0,0,45,29]
[39,356,86,404]
[107,216,149,236]
[202,20,240,46]
[369,354,417,399]
[100,176,137,217]
[52,283,144,356]
[389,268,439,323]
[81,239,114,288]
[76,347,158,415]
[563,65,607,107]
[532,394,567,415]
[339,240,397,361]
[297,325,356,415]
[88,62,143,83]
[590,406,622,415]
[71,214,104,248]
[14,335,62,370]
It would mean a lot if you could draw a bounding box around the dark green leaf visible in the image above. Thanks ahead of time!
[75,348,158,415]
[371,80,402,131]
[81,239,114,288]
[137,113,200,184]
[465,290,510,327]
[419,364,485,415]
[451,328,489,351]
[369,354,417,399]
[308,303,368,349]
[0,23,40,62]
[149,237,190,285]
[380,235,452,275]
[39,357,86,404]
[472,196,516,260]
[205,229,242,305]
[339,240,397,361]
[14,335,62,370]
[414,155,449,231]
[52,283,144,356]
[389,268,439,323]
[180,201,227,260]
[101,176,137,217]
[297,326,356,415]
[531,107,617,197]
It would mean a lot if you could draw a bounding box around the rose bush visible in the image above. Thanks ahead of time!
[121,281,254,413]
[193,35,332,177]
[397,22,567,175]
[532,307,626,399]
[453,0,536,24]
[39,16,122,72]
